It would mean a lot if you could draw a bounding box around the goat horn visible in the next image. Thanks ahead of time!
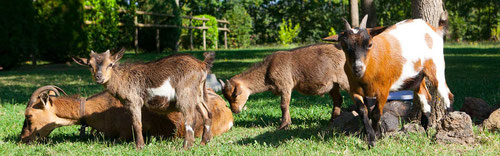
[52,86,68,96]
[27,85,62,108]
[341,18,351,30]
[218,79,225,88]
[360,14,368,29]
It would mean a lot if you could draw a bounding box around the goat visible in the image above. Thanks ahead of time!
[20,86,233,143]
[220,43,349,129]
[322,14,453,147]
[73,49,215,149]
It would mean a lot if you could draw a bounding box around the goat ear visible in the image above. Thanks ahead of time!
[112,48,125,63]
[322,35,339,42]
[233,85,243,96]
[72,57,88,66]
[367,26,388,37]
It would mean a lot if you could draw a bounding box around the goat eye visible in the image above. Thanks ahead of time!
[108,63,113,68]
[368,43,373,49]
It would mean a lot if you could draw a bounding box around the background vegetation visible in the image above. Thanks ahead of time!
[1,0,499,68]
[0,43,498,154]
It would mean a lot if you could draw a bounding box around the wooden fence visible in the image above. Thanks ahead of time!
[84,6,230,52]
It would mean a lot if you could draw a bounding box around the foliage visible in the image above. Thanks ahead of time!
[192,15,218,49]
[84,0,120,52]
[328,27,337,36]
[35,0,86,63]
[491,22,500,41]
[279,19,300,46]
[0,0,37,69]
[137,0,181,52]
[223,3,253,48]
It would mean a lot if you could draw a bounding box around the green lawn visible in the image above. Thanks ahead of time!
[0,43,499,155]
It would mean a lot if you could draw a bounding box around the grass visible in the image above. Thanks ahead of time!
[0,43,499,155]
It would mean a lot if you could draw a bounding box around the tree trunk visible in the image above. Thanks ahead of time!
[361,0,377,27]
[411,0,444,27]
[411,0,446,128]
[350,0,359,27]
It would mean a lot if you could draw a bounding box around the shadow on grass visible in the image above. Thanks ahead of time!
[3,131,175,146]
[235,120,366,149]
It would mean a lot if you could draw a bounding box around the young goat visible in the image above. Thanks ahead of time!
[322,14,453,147]
[221,44,349,129]
[73,49,214,149]
[20,86,233,143]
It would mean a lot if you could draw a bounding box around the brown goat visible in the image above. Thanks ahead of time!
[221,43,349,129]
[20,86,233,142]
[73,50,214,149]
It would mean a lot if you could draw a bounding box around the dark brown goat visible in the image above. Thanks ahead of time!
[73,49,214,149]
[20,86,233,142]
[221,44,349,129]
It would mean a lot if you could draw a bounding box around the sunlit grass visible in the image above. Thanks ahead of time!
[0,43,499,155]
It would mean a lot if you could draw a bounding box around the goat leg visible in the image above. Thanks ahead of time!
[278,91,292,130]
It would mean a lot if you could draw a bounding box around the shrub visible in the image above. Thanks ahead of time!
[138,0,181,52]
[0,0,37,69]
[84,0,120,52]
[192,15,218,49]
[223,4,253,48]
[279,19,300,46]
[35,0,86,63]
[328,27,337,36]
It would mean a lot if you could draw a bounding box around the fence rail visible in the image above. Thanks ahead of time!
[84,6,230,51]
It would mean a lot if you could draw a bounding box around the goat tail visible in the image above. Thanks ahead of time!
[436,11,448,38]
[203,52,216,72]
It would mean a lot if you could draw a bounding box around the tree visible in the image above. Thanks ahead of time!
[411,0,444,27]
[362,0,377,27]
[410,0,447,128]
[350,0,359,27]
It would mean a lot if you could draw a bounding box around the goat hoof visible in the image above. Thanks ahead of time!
[135,144,145,150]
[183,142,193,150]
[278,124,290,130]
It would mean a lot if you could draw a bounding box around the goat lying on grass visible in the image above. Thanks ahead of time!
[322,14,453,147]
[20,86,233,142]
[221,43,349,129]
[73,50,214,149]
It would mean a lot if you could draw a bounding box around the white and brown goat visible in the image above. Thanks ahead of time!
[322,14,453,147]
[221,44,349,129]
[73,49,214,149]
[20,86,233,143]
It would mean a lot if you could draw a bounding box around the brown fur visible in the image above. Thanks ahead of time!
[222,43,349,129]
[20,88,232,142]
[73,50,214,149]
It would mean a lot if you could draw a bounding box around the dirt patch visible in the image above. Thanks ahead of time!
[482,108,500,132]
[435,111,475,145]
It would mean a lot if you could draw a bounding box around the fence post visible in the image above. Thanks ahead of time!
[224,20,228,49]
[203,16,206,51]
[134,15,138,54]
[189,14,193,51]
[156,28,160,52]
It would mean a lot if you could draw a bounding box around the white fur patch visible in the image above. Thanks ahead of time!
[205,125,210,130]
[185,125,194,133]
[418,93,431,113]
[351,28,359,34]
[146,78,176,101]
[227,121,233,129]
[354,60,366,77]
[388,19,445,91]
